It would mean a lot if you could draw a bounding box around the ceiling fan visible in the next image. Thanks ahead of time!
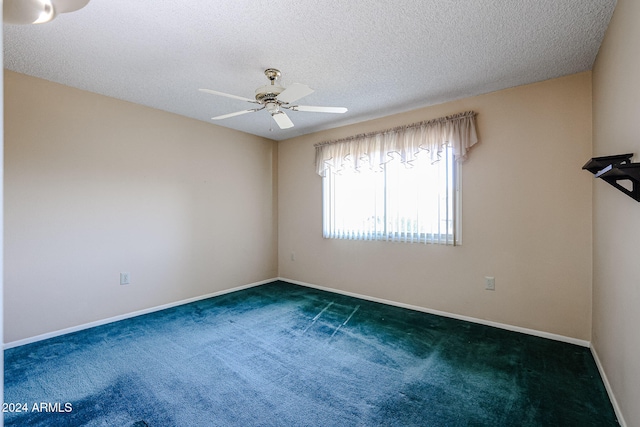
[4,0,90,25]
[199,68,348,129]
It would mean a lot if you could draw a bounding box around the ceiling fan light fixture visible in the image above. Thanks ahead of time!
[3,0,90,25]
[33,0,56,24]
[265,102,280,114]
[4,0,54,24]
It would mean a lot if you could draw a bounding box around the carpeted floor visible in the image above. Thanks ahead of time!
[4,280,618,426]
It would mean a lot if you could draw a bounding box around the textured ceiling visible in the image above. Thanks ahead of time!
[4,0,616,141]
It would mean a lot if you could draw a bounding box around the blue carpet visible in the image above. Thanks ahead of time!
[4,281,618,426]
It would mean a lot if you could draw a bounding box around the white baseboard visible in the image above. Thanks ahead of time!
[591,345,627,426]
[4,278,277,350]
[5,276,590,350]
[278,277,591,348]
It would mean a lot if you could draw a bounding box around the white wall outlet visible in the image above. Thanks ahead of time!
[485,276,495,291]
[120,272,131,285]
[291,252,295,261]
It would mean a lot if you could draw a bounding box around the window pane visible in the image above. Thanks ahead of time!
[323,148,459,245]
[324,167,385,240]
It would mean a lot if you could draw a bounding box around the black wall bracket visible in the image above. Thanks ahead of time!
[583,154,640,202]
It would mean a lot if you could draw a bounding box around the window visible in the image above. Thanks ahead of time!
[322,146,460,245]
[315,111,477,246]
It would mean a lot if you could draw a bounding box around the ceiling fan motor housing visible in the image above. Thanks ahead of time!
[255,85,284,104]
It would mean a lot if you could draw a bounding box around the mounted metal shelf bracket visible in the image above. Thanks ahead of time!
[583,153,640,202]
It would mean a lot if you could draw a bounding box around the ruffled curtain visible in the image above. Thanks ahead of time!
[315,111,478,176]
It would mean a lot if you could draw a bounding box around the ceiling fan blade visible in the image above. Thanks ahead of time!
[212,109,257,120]
[290,105,348,114]
[4,0,57,24]
[277,83,314,104]
[271,112,294,129]
[54,0,90,13]
[199,88,257,104]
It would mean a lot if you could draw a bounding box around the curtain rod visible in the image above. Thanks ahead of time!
[314,111,477,148]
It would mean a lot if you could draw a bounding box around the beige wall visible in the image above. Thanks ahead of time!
[278,72,593,341]
[5,70,594,345]
[592,0,640,424]
[4,71,278,343]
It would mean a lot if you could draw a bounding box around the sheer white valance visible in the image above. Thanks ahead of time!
[315,111,478,176]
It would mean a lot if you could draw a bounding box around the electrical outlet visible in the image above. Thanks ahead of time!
[485,276,495,291]
[120,272,131,285]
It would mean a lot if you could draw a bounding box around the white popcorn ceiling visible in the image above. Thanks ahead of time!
[4,0,616,141]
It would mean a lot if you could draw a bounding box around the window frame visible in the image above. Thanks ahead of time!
[321,146,462,245]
